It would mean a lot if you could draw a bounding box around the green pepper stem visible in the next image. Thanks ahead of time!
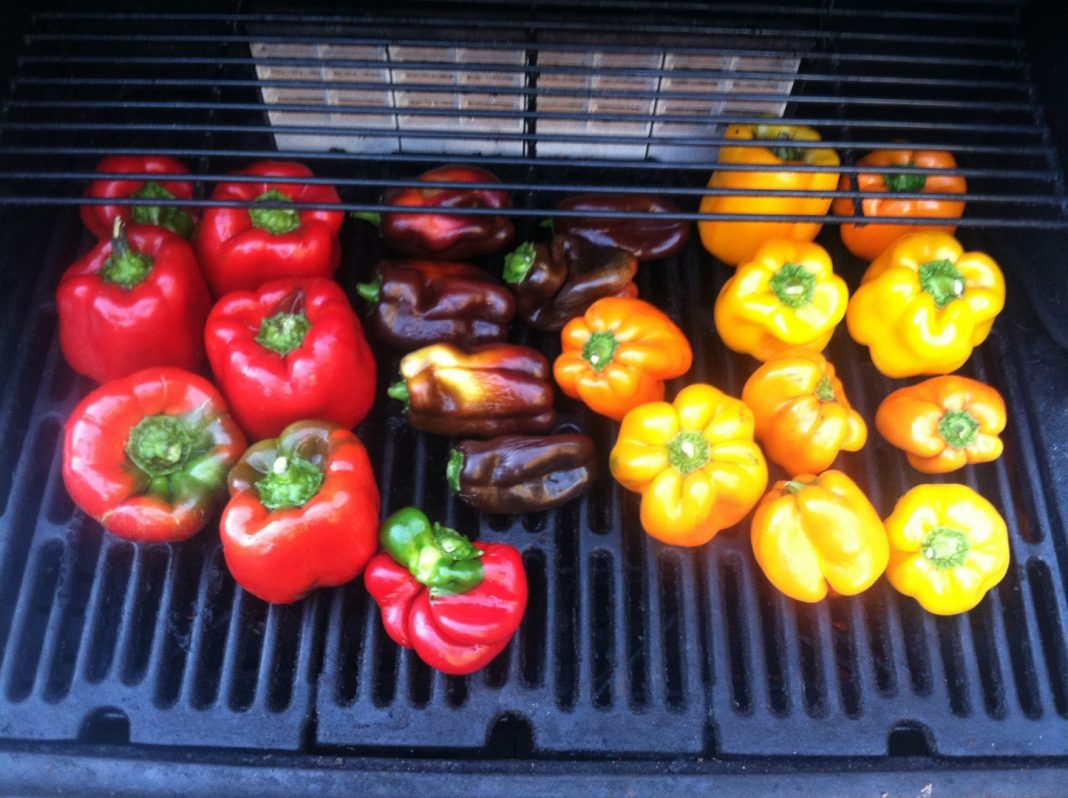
[254,455,324,510]
[100,218,153,290]
[919,259,966,308]
[884,169,927,193]
[581,330,619,373]
[129,180,195,238]
[446,449,464,494]
[769,262,816,309]
[938,409,981,449]
[921,526,970,570]
[783,479,809,495]
[126,414,192,478]
[350,211,382,228]
[249,189,301,235]
[387,380,409,402]
[503,241,537,285]
[355,273,383,305]
[255,311,310,356]
[755,126,805,161]
[667,430,711,477]
[815,376,836,403]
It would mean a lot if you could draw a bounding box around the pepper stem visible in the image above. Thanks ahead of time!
[919,259,966,308]
[815,377,836,403]
[249,189,301,235]
[350,211,382,228]
[756,126,805,161]
[387,380,410,407]
[130,180,195,238]
[446,449,464,494]
[254,455,324,510]
[938,409,980,449]
[667,430,711,476]
[769,262,816,309]
[883,168,927,193]
[126,414,192,478]
[783,479,810,495]
[355,273,383,305]
[581,330,619,373]
[921,526,970,570]
[255,311,310,356]
[503,241,537,285]
[100,218,153,290]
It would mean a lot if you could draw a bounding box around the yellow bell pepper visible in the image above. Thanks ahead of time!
[885,483,1010,615]
[846,232,1006,378]
[750,471,888,603]
[698,123,840,267]
[714,239,848,360]
[609,383,768,547]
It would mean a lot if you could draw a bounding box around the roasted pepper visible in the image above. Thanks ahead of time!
[447,434,596,514]
[81,154,197,240]
[697,123,840,266]
[846,232,1005,377]
[884,483,1010,615]
[554,297,693,421]
[204,278,377,441]
[63,367,246,542]
[833,148,967,262]
[741,349,866,475]
[220,420,380,604]
[380,165,514,260]
[389,343,556,437]
[553,194,690,260]
[57,219,212,384]
[356,260,515,348]
[609,383,768,547]
[194,160,343,296]
[876,376,1006,474]
[751,471,888,603]
[364,507,528,675]
[714,238,848,360]
[503,233,638,332]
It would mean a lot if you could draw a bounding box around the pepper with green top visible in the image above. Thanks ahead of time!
[81,154,198,240]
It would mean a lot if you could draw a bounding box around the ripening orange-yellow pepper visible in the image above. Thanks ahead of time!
[609,383,768,547]
[750,471,888,603]
[846,232,1005,377]
[885,483,1010,615]
[742,349,866,475]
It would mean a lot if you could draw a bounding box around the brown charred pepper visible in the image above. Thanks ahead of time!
[503,234,638,332]
[356,260,516,348]
[389,343,557,437]
[447,434,596,514]
[554,194,690,261]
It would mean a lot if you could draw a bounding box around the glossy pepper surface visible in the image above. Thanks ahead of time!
[503,233,638,332]
[390,343,556,437]
[448,434,596,514]
[63,367,246,542]
[220,420,380,604]
[714,239,848,360]
[884,483,1010,615]
[364,507,527,675]
[205,278,376,441]
[194,161,343,296]
[698,124,840,266]
[609,383,768,547]
[833,148,967,262]
[81,155,197,239]
[876,376,1005,474]
[553,194,690,260]
[57,220,212,383]
[380,165,514,260]
[554,297,693,421]
[356,259,515,348]
[846,232,1005,377]
[741,349,867,475]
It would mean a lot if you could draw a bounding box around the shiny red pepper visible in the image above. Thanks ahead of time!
[380,165,515,260]
[57,220,212,383]
[554,194,691,261]
[194,161,343,296]
[364,507,527,675]
[81,155,197,239]
[204,278,377,441]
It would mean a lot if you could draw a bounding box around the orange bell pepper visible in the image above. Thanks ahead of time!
[554,297,692,421]
[750,471,888,603]
[832,148,967,262]
[875,375,1006,474]
[741,349,866,475]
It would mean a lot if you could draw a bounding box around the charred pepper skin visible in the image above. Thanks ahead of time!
[356,260,515,348]
[554,194,690,261]
[448,434,596,514]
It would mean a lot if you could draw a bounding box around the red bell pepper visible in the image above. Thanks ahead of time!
[81,155,197,239]
[364,507,527,675]
[57,219,212,383]
[63,367,246,542]
[220,420,380,604]
[194,161,344,296]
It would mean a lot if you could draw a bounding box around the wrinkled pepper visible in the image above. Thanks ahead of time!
[390,343,556,437]
[57,219,212,384]
[220,420,380,604]
[503,233,638,332]
[751,471,889,603]
[380,165,514,260]
[885,483,1010,615]
[609,383,768,547]
[742,349,867,475]
[698,123,840,266]
[833,148,967,262]
[553,194,690,260]
[194,160,343,296]
[554,297,693,421]
[356,260,515,348]
[364,507,528,675]
[81,154,197,240]
[448,434,596,514]
[63,367,246,542]
[846,232,1005,377]
[876,376,1006,474]
[714,238,848,360]
[205,278,377,441]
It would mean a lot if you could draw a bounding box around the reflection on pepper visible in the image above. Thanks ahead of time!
[554,193,690,261]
